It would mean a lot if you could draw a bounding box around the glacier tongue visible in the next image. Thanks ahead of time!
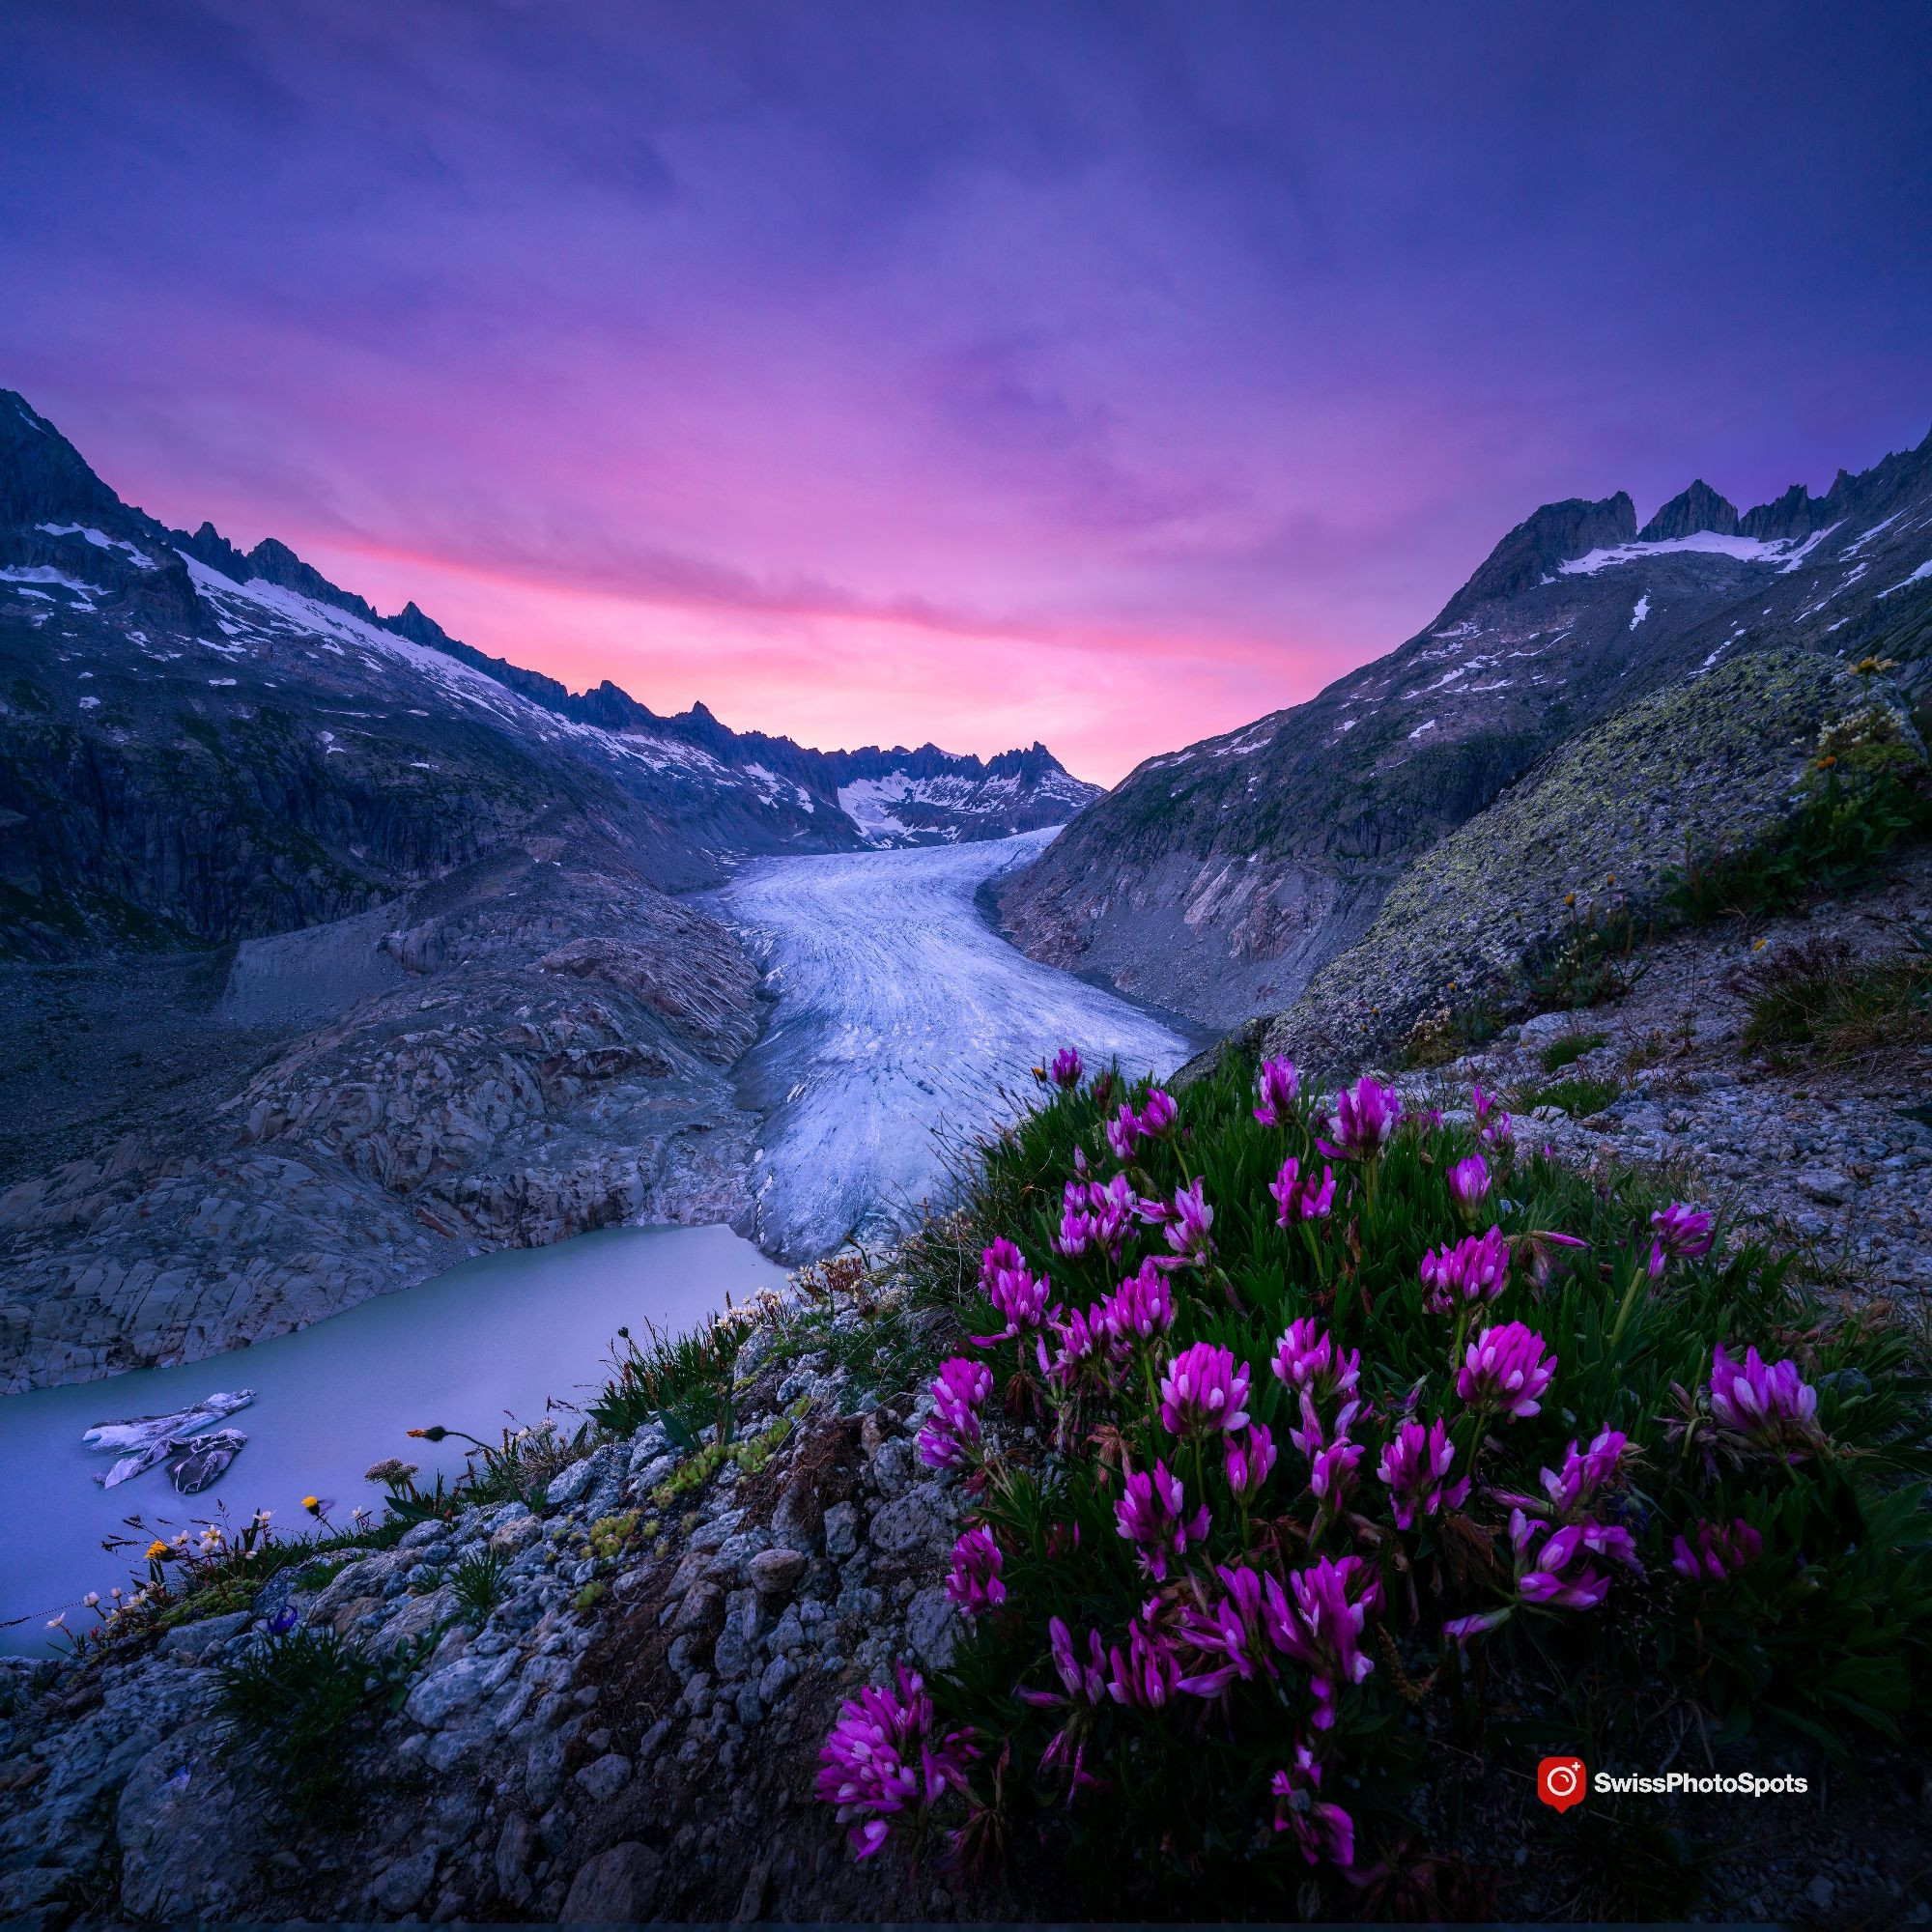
[722,829,1194,1261]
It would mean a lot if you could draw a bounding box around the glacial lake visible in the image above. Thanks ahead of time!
[0,1223,787,1655]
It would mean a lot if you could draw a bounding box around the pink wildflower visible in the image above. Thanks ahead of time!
[945,1527,1006,1615]
[1115,1460,1210,1581]
[1375,1417,1467,1530]
[1159,1341,1251,1437]
[1457,1320,1556,1420]
[1253,1056,1302,1126]
[1271,1742,1355,1868]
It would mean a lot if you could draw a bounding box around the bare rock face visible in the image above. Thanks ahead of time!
[0,847,765,1391]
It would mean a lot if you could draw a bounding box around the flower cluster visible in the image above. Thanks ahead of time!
[1159,1341,1251,1437]
[1319,1074,1402,1161]
[919,1356,993,1469]
[1419,1226,1509,1314]
[946,1526,1007,1615]
[1708,1344,1824,1461]
[1456,1320,1556,1420]
[1115,1460,1210,1580]
[1269,1154,1336,1225]
[816,1663,980,1857]
[1671,1516,1763,1583]
[1649,1201,1715,1277]
[1253,1056,1301,1126]
[974,1237,1057,1344]
[1376,1418,1466,1530]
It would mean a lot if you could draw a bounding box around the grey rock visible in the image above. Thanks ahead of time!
[573,1751,634,1803]
[1797,1167,1854,1206]
[562,1840,664,1922]
[757,1653,798,1704]
[868,1481,953,1555]
[671,1579,725,1634]
[405,1650,513,1728]
[156,1610,249,1661]
[823,1499,861,1558]
[525,1734,567,1812]
[372,1845,440,1916]
[905,1583,960,1669]
[545,1453,602,1508]
[748,1545,809,1598]
[870,1435,916,1495]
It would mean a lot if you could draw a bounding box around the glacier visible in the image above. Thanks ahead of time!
[722,829,1195,1260]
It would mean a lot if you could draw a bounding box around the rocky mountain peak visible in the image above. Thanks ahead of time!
[1444,490,1636,616]
[1638,478,1739,542]
[0,388,134,534]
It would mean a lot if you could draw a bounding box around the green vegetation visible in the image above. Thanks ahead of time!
[1520,1072,1622,1118]
[214,1625,423,1819]
[1734,935,1931,1064]
[1538,1028,1607,1073]
[451,1547,507,1623]
[838,1058,1932,1916]
[1667,705,1931,923]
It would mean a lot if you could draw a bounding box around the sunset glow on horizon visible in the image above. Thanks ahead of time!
[4,3,1927,783]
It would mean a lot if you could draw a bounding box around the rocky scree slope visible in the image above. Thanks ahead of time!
[0,1280,997,1927]
[1001,432,1932,1027]
[1256,646,1924,1076]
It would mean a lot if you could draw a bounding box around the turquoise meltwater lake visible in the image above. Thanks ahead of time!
[0,1223,788,1654]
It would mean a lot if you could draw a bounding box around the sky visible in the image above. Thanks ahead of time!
[3,4,1929,783]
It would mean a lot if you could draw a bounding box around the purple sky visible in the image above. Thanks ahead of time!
[4,3,1928,781]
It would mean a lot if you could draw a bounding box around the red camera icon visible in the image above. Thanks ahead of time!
[1537,1755,1588,1812]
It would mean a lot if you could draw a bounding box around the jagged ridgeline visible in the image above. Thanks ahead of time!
[0,385,1097,960]
[1000,439,1932,1029]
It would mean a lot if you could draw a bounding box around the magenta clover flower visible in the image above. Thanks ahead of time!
[1162,1177,1215,1264]
[1115,1460,1210,1581]
[1053,1172,1155,1262]
[1225,1422,1277,1505]
[1264,1553,1381,1732]
[1670,1516,1763,1584]
[1708,1344,1823,1460]
[1419,1226,1510,1315]
[1271,1743,1355,1869]
[945,1526,1006,1616]
[1104,1103,1143,1162]
[1097,1255,1175,1344]
[1159,1341,1251,1438]
[1649,1201,1715,1277]
[1471,1081,1513,1146]
[1036,1301,1121,1395]
[1447,1153,1492,1216]
[1049,1045,1084,1090]
[1270,1319,1361,1406]
[1139,1087,1179,1137]
[1319,1074,1403,1162]
[1375,1417,1468,1530]
[1510,1509,1614,1609]
[972,1242,1055,1345]
[918,1355,993,1469]
[1253,1056,1302,1126]
[1270,1154,1336,1225]
[815,1662,979,1859]
[1176,1562,1276,1699]
[1456,1320,1556,1420]
[1105,1613,1184,1711]
[1539,1428,1630,1516]
[1309,1433,1364,1514]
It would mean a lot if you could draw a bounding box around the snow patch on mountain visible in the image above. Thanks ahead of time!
[1561,530,1822,576]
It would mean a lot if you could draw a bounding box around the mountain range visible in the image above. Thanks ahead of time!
[0,387,1094,960]
[1000,434,1932,1026]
